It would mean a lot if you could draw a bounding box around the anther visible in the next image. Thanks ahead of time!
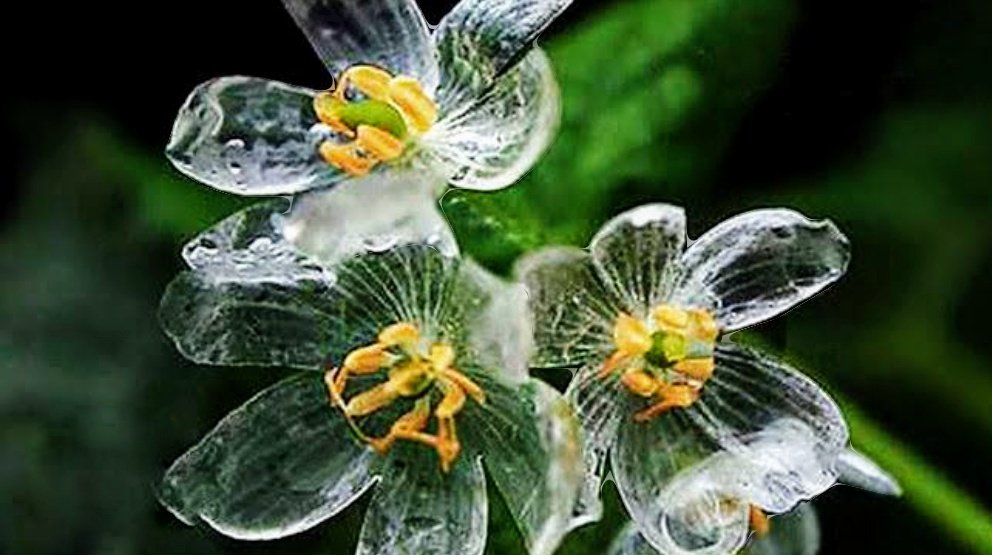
[388,76,438,133]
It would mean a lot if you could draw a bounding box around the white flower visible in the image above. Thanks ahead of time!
[156,197,583,555]
[516,203,894,549]
[166,0,565,196]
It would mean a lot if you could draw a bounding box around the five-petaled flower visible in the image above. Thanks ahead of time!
[156,198,583,555]
[517,203,897,553]
[166,0,566,196]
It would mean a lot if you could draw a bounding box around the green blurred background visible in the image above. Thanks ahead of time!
[3,0,991,553]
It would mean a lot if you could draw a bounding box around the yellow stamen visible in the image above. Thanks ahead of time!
[345,382,400,417]
[435,380,467,419]
[633,383,700,422]
[318,142,375,176]
[356,125,406,161]
[653,304,690,331]
[369,398,432,454]
[689,309,719,342]
[620,368,660,398]
[441,368,486,405]
[674,357,715,382]
[436,417,461,473]
[388,75,438,133]
[599,351,630,378]
[325,321,484,471]
[430,343,456,372]
[336,65,392,101]
[614,313,653,356]
[749,505,771,537]
[379,322,420,348]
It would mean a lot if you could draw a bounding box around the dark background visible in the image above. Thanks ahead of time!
[3,0,991,554]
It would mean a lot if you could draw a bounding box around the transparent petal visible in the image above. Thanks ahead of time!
[608,505,821,555]
[566,364,629,526]
[167,77,341,196]
[835,449,902,496]
[160,203,341,369]
[672,209,850,332]
[462,260,534,381]
[612,405,738,555]
[279,170,456,268]
[590,204,687,316]
[461,378,583,555]
[281,0,439,90]
[421,48,560,191]
[434,0,572,108]
[746,504,820,555]
[693,343,849,510]
[607,523,665,555]
[356,450,487,555]
[612,343,848,553]
[515,247,617,369]
[159,373,378,540]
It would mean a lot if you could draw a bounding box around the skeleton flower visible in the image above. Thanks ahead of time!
[609,503,825,555]
[517,203,878,551]
[166,0,565,196]
[156,198,583,555]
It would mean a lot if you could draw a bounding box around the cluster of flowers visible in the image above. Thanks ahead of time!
[158,1,901,554]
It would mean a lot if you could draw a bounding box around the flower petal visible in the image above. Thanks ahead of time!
[434,0,572,107]
[607,505,821,555]
[612,405,741,555]
[159,373,378,540]
[279,170,456,267]
[461,260,534,381]
[590,204,687,315]
[167,77,341,196]
[356,450,487,555]
[160,203,342,369]
[672,209,850,332]
[835,449,902,496]
[281,0,439,90]
[461,377,583,554]
[421,49,560,191]
[611,343,847,553]
[566,364,629,526]
[515,247,619,369]
[748,504,820,555]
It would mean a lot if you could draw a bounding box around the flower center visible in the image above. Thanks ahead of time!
[324,322,485,472]
[313,65,439,177]
[599,305,719,422]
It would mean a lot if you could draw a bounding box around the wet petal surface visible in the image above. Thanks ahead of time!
[167,77,340,196]
[160,373,377,540]
[282,0,439,90]
[422,49,560,191]
[515,247,617,369]
[434,0,572,108]
[356,449,487,555]
[673,209,850,332]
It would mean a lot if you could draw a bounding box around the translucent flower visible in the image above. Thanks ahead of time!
[166,0,566,196]
[156,200,583,555]
[516,203,871,546]
[609,503,824,555]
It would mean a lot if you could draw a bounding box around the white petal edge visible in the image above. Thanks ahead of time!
[279,170,457,268]
[167,76,341,196]
[420,48,561,191]
[589,203,688,316]
[835,448,902,496]
[672,208,850,333]
[281,0,440,92]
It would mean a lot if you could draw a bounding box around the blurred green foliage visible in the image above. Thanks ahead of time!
[2,0,991,554]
